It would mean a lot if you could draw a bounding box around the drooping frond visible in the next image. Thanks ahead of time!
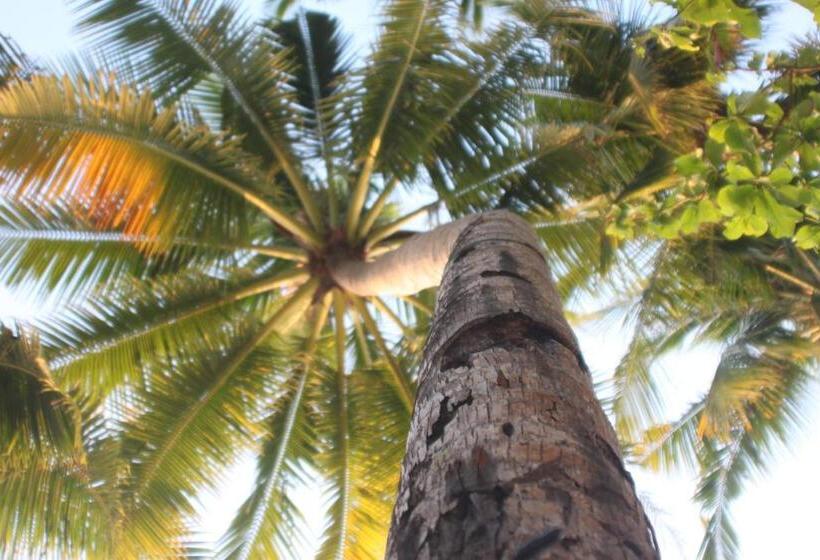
[218,294,331,560]
[270,11,350,180]
[615,235,819,558]
[312,293,408,560]
[694,347,812,560]
[0,72,320,246]
[38,266,304,398]
[314,364,407,560]
[0,434,128,559]
[0,326,155,559]
[0,325,82,461]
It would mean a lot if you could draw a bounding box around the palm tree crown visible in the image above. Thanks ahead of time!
[1,0,790,558]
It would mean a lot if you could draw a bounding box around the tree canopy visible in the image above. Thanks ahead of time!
[0,0,817,558]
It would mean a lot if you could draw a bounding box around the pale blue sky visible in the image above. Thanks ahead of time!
[1,1,818,558]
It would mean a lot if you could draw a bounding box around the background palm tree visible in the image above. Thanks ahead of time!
[0,0,813,558]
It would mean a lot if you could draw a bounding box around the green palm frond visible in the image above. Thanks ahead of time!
[74,0,257,101]
[345,0,453,235]
[74,0,332,228]
[608,244,682,441]
[36,266,304,397]
[218,294,330,560]
[0,71,322,245]
[0,325,83,460]
[120,286,319,557]
[0,435,125,559]
[353,297,415,411]
[314,364,407,560]
[470,1,720,215]
[0,199,293,302]
[616,237,819,558]
[1,326,149,559]
[694,348,812,560]
[313,293,409,560]
[271,11,350,175]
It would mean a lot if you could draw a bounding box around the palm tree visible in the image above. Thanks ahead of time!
[0,0,721,557]
[619,235,819,559]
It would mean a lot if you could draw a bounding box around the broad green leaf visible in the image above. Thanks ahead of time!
[794,225,820,249]
[755,191,803,238]
[724,122,756,153]
[778,185,814,207]
[697,199,721,224]
[680,0,761,38]
[705,139,725,166]
[708,119,732,143]
[725,162,755,183]
[768,167,794,185]
[676,152,710,176]
[717,184,756,217]
[679,205,701,234]
[723,214,767,239]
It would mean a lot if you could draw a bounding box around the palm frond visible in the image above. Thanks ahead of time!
[0,34,34,87]
[72,0,319,216]
[694,346,811,560]
[0,199,274,303]
[0,436,127,559]
[0,326,160,558]
[218,294,331,560]
[0,324,82,460]
[623,253,818,559]
[0,72,320,246]
[271,11,350,180]
[38,267,303,398]
[120,285,319,557]
[345,0,452,236]
[314,294,410,559]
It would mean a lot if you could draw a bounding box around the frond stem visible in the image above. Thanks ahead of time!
[764,264,816,294]
[357,176,400,240]
[345,0,431,239]
[353,298,414,411]
[0,114,322,248]
[236,291,331,560]
[130,278,320,495]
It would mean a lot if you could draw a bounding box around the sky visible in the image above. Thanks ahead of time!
[1,0,819,558]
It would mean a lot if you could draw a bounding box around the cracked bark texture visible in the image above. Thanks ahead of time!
[386,211,658,560]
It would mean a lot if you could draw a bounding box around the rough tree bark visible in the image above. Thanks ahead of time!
[385,211,659,559]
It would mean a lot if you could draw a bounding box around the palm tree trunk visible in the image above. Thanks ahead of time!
[385,211,658,559]
[330,215,478,296]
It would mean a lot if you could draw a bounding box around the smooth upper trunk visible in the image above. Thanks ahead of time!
[329,216,478,296]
